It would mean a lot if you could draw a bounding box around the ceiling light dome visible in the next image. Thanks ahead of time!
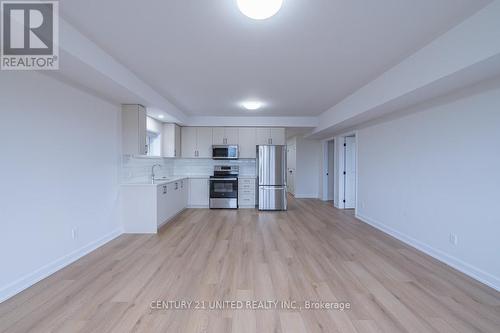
[237,0,283,20]
[241,100,264,110]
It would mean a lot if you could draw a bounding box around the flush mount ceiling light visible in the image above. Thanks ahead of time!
[241,100,264,110]
[158,114,165,119]
[237,0,283,20]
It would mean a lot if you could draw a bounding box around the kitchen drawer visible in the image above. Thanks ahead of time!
[239,189,255,195]
[239,197,255,205]
[239,178,255,184]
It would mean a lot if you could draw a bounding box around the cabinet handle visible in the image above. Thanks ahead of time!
[163,185,167,194]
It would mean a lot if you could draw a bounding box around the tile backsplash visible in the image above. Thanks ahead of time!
[121,156,174,182]
[121,156,256,182]
[173,159,256,177]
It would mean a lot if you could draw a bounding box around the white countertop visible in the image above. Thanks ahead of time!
[121,174,256,187]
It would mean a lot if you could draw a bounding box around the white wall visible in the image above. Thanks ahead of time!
[293,136,322,198]
[0,72,122,302]
[355,79,500,290]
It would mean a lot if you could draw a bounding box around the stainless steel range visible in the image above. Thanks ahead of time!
[209,165,239,209]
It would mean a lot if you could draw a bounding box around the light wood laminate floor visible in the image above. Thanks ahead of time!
[1,197,499,332]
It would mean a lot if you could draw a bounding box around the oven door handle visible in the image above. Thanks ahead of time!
[211,178,238,181]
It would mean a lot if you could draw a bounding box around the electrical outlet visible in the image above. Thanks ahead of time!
[72,228,78,240]
[449,233,458,246]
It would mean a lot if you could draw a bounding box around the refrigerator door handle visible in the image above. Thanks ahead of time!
[260,186,287,190]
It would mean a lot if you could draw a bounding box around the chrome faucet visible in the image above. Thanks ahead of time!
[151,164,162,183]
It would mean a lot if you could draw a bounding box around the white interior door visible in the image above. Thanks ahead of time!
[327,140,335,201]
[343,136,356,209]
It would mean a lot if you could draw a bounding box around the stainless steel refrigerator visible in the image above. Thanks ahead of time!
[257,145,287,211]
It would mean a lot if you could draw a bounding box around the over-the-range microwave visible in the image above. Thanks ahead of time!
[212,145,239,160]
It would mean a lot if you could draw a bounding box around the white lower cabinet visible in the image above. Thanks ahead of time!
[238,177,256,208]
[157,180,188,228]
[188,178,210,207]
[122,178,188,234]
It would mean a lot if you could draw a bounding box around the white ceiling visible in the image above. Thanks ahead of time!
[61,0,489,117]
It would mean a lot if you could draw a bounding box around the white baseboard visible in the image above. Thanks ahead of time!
[0,228,123,303]
[355,213,500,292]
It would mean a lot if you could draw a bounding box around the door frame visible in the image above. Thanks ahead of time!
[341,135,356,209]
[321,138,336,202]
[322,131,358,210]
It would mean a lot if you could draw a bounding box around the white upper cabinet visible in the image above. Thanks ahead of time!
[238,128,257,158]
[181,127,197,158]
[197,127,213,158]
[181,127,213,158]
[162,123,181,158]
[181,127,284,158]
[122,104,147,155]
[224,128,239,145]
[256,128,286,145]
[212,127,225,145]
[213,127,239,145]
[270,128,286,145]
[256,128,271,145]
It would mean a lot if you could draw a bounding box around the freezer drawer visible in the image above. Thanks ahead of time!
[258,186,287,211]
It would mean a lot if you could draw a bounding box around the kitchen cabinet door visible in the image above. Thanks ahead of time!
[224,128,239,145]
[174,125,181,157]
[157,184,169,226]
[162,123,181,158]
[238,128,257,158]
[122,104,147,155]
[270,128,286,145]
[180,179,188,208]
[213,127,238,145]
[212,127,225,145]
[196,127,213,158]
[181,127,197,158]
[138,106,147,154]
[173,180,183,215]
[256,128,271,145]
[188,178,209,207]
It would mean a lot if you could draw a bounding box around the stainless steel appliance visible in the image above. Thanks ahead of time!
[257,145,287,211]
[212,145,239,160]
[209,165,239,209]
